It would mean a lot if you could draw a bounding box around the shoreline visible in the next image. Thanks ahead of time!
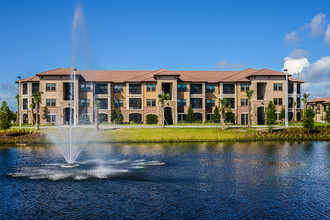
[0,127,329,145]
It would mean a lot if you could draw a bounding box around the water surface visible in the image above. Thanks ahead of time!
[0,141,329,219]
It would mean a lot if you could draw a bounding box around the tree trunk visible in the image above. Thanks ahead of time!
[248,102,251,128]
[3,129,6,137]
[35,104,39,130]
[221,112,226,131]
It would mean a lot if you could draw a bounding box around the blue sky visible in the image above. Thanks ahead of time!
[0,0,329,109]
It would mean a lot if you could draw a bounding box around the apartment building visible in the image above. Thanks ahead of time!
[16,67,304,125]
[306,97,330,121]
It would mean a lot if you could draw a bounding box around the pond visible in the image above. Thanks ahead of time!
[0,141,329,219]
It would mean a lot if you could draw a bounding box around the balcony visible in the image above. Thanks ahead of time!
[223,84,235,94]
[191,84,202,94]
[129,84,142,95]
[257,83,266,100]
[129,98,142,109]
[191,98,203,109]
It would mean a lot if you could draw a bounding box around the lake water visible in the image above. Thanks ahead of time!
[0,141,329,219]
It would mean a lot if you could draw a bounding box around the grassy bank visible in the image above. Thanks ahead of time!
[0,127,329,145]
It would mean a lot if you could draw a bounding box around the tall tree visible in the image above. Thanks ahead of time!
[219,98,227,131]
[213,106,220,123]
[115,108,123,124]
[157,93,170,128]
[302,93,310,118]
[186,106,195,123]
[265,101,276,132]
[15,94,19,124]
[0,101,13,136]
[325,103,330,125]
[279,107,285,124]
[244,90,254,128]
[30,104,35,125]
[32,92,42,130]
[42,106,50,123]
[303,107,315,134]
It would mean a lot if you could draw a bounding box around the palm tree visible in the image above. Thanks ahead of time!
[15,94,19,124]
[244,90,254,128]
[29,104,35,125]
[157,93,170,128]
[219,98,227,131]
[302,93,310,118]
[32,92,43,130]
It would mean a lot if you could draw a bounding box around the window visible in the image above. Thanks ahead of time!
[80,99,90,107]
[80,83,91,92]
[147,84,156,92]
[241,113,248,125]
[226,98,235,108]
[114,99,124,108]
[274,98,283,106]
[22,84,28,95]
[23,98,28,110]
[191,98,202,109]
[46,83,56,91]
[288,83,293,93]
[114,85,123,93]
[47,115,56,123]
[32,83,39,93]
[178,84,187,92]
[206,85,215,93]
[240,84,249,92]
[223,84,235,94]
[129,84,142,94]
[274,83,283,91]
[206,99,215,107]
[289,97,293,108]
[46,99,56,107]
[241,99,248,106]
[147,99,156,106]
[95,84,108,94]
[297,98,301,108]
[297,84,301,94]
[178,99,186,106]
[96,98,108,109]
[178,113,187,121]
[129,98,142,109]
[191,84,202,94]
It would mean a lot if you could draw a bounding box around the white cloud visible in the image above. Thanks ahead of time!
[216,60,244,70]
[307,13,326,37]
[325,24,330,46]
[302,56,330,83]
[288,48,308,59]
[285,31,300,46]
[283,57,309,74]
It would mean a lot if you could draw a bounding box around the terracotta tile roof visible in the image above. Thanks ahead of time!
[15,75,40,83]
[18,67,303,84]
[289,77,304,83]
[307,97,330,104]
[36,68,81,76]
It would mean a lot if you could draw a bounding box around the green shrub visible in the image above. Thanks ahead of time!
[303,107,315,132]
[186,106,195,123]
[146,114,158,124]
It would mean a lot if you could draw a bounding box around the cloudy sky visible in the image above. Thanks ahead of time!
[0,0,329,110]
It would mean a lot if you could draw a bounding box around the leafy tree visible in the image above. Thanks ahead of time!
[219,98,227,131]
[213,106,220,123]
[244,90,254,128]
[111,108,117,122]
[157,93,170,128]
[325,103,330,125]
[146,114,158,124]
[265,101,276,132]
[302,93,310,118]
[32,91,42,130]
[0,101,13,136]
[186,106,195,123]
[279,107,285,123]
[303,107,315,134]
[15,94,19,123]
[42,106,51,123]
[115,108,123,124]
